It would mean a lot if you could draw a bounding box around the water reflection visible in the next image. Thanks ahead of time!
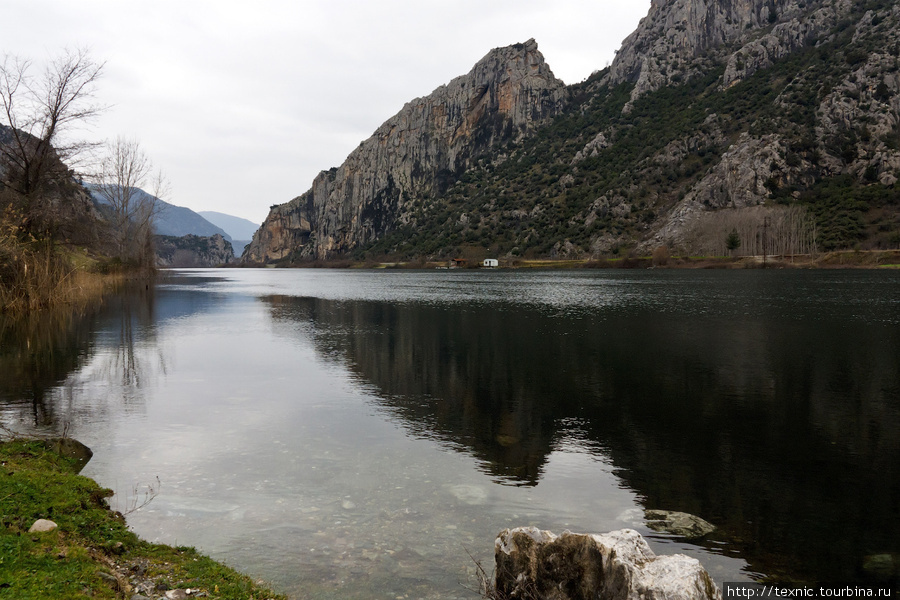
[2,269,898,595]
[0,277,220,433]
[262,289,900,585]
[0,285,162,432]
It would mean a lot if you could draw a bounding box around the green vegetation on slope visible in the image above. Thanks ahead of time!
[352,0,900,261]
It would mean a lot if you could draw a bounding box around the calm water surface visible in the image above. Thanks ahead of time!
[2,269,899,598]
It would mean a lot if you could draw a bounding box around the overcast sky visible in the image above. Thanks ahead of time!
[3,1,649,225]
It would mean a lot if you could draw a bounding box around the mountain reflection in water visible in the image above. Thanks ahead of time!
[1,269,898,594]
[262,281,900,585]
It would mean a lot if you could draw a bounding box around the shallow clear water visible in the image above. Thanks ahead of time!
[2,268,899,597]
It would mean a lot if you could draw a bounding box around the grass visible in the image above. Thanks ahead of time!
[0,236,127,314]
[0,438,286,600]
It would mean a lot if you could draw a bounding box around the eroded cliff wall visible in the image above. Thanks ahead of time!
[244,39,568,262]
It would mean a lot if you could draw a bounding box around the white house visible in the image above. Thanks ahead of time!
[483,258,499,268]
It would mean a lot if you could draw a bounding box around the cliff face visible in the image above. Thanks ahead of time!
[155,233,234,267]
[605,0,855,102]
[244,39,568,262]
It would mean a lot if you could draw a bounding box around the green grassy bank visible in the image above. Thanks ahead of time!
[0,438,285,600]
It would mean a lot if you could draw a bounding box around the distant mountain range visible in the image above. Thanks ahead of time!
[198,211,259,241]
[198,211,259,255]
[86,184,258,254]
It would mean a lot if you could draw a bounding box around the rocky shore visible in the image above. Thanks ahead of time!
[3,436,728,600]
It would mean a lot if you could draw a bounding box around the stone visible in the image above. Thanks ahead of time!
[644,509,716,540]
[447,484,488,505]
[495,527,721,600]
[28,519,58,533]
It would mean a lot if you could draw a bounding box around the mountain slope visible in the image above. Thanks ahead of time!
[198,211,259,240]
[87,185,231,241]
[248,0,900,263]
[244,39,569,262]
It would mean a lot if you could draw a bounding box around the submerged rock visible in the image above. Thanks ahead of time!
[644,509,716,540]
[447,484,488,505]
[48,438,93,472]
[862,553,900,579]
[495,527,721,600]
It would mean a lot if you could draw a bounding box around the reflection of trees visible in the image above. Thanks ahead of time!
[100,285,165,392]
[0,284,161,432]
[264,293,900,585]
[0,305,100,429]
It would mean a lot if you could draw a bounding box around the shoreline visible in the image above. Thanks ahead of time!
[232,249,900,270]
[0,437,286,600]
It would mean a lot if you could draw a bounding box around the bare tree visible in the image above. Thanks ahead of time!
[92,137,168,268]
[0,49,104,233]
[683,205,818,258]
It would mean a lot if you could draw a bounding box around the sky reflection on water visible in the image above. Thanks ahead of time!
[2,268,898,597]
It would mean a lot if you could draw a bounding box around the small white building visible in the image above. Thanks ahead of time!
[483,258,499,268]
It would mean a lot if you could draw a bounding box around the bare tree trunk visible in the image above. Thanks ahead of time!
[0,49,104,234]
[92,137,168,269]
[684,205,818,258]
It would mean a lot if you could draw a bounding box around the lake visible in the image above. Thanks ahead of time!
[1,268,899,598]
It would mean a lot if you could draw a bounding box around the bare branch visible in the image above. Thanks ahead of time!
[92,136,166,268]
[0,48,105,203]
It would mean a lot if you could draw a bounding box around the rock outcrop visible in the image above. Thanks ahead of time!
[48,437,93,473]
[244,39,568,262]
[606,0,823,102]
[722,0,852,87]
[155,233,234,267]
[494,527,721,600]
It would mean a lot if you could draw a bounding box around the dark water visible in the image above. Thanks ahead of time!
[1,269,898,597]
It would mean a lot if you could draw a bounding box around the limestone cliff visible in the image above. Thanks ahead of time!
[244,39,568,262]
[641,1,900,252]
[605,0,846,103]
[155,233,234,267]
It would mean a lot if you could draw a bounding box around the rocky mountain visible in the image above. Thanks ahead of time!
[198,211,257,255]
[244,39,569,262]
[154,233,234,267]
[247,0,900,264]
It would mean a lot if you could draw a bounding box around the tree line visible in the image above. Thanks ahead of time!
[683,205,819,258]
[0,49,167,310]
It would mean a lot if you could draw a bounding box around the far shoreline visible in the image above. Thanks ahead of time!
[229,248,900,270]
